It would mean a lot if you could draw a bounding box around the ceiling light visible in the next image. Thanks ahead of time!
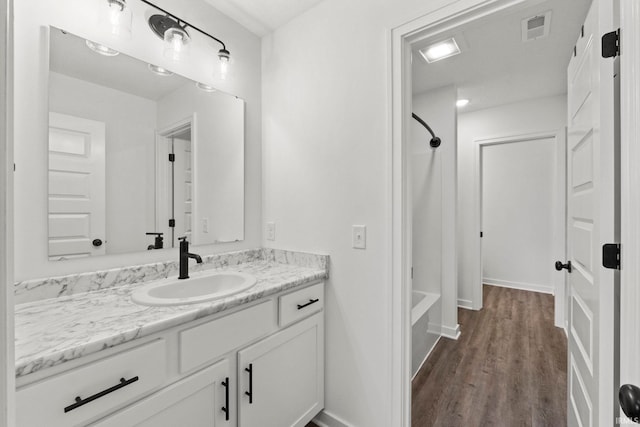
[419,38,461,63]
[148,64,174,76]
[218,48,231,80]
[105,0,132,39]
[147,15,191,61]
[85,40,120,56]
[456,99,470,107]
[196,82,217,92]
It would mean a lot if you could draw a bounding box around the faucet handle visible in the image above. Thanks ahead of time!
[178,236,188,242]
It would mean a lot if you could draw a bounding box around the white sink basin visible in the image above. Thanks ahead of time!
[131,271,257,306]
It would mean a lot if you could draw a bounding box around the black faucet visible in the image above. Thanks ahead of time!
[146,232,164,250]
[178,236,203,279]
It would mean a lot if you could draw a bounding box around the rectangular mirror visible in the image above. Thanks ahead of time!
[47,28,245,260]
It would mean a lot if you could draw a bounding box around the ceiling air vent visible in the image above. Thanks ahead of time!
[521,11,551,42]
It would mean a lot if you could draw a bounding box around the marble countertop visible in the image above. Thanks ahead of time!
[15,257,328,378]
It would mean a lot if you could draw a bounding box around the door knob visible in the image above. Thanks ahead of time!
[92,239,103,247]
[555,260,572,272]
[620,384,640,422]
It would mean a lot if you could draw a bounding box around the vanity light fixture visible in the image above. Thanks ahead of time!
[138,0,231,76]
[195,82,217,92]
[85,39,120,56]
[105,0,132,39]
[419,38,461,63]
[456,99,470,107]
[148,64,174,76]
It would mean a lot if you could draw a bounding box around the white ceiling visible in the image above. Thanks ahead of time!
[204,0,324,36]
[50,28,192,101]
[411,0,591,112]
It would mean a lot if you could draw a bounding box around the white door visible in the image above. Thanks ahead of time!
[48,112,106,260]
[566,0,618,425]
[237,314,323,427]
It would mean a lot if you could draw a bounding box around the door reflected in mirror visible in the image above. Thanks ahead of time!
[47,27,245,260]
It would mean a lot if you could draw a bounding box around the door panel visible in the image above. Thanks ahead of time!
[566,0,617,424]
[48,112,106,259]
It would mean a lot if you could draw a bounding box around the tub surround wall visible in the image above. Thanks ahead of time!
[14,248,329,304]
[14,248,329,378]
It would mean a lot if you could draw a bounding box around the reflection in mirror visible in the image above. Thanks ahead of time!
[47,28,245,260]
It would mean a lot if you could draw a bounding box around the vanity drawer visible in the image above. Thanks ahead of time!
[279,282,324,327]
[17,339,167,427]
[179,300,276,373]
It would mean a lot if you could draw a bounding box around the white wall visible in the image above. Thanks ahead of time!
[412,87,450,296]
[482,137,556,292]
[262,1,480,425]
[49,72,156,255]
[457,95,567,307]
[13,0,262,280]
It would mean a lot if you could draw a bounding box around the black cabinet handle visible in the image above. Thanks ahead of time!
[245,364,253,404]
[221,377,230,421]
[64,376,139,413]
[555,260,572,273]
[92,239,103,247]
[620,384,640,422]
[297,298,320,310]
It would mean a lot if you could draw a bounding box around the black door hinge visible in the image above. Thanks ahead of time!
[602,243,621,270]
[480,231,483,238]
[411,267,413,279]
[602,29,620,58]
[168,153,175,162]
[169,219,175,228]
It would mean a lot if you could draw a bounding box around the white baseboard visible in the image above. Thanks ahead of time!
[313,410,352,427]
[483,278,553,294]
[411,334,442,381]
[457,298,473,309]
[441,323,460,340]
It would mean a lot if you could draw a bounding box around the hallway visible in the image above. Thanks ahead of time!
[411,285,567,426]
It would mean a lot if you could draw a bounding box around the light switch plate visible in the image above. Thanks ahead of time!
[352,225,366,249]
[266,222,276,241]
[202,218,209,233]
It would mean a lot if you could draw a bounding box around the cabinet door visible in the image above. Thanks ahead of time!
[92,359,232,427]
[238,313,324,427]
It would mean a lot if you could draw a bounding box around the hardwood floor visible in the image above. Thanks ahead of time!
[411,285,567,427]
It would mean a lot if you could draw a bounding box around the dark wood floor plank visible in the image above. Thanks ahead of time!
[411,285,567,427]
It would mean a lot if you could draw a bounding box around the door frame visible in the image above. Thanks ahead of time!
[390,0,532,424]
[472,130,566,327]
[155,115,196,247]
[0,0,14,425]
[619,0,640,415]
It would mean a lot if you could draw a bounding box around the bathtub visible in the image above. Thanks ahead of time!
[411,290,441,377]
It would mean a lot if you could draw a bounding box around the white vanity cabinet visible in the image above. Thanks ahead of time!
[91,359,231,427]
[237,313,324,427]
[16,282,324,427]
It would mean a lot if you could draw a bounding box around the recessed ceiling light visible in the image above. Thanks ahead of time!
[195,82,217,92]
[419,38,461,63]
[456,99,470,107]
[148,64,174,76]
[85,39,119,57]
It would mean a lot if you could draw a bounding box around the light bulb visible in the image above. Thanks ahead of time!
[148,64,174,76]
[164,27,190,61]
[85,39,120,57]
[218,49,231,80]
[106,0,131,39]
[196,82,217,92]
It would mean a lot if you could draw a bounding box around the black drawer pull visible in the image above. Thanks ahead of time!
[221,377,230,421]
[245,364,253,404]
[64,376,139,413]
[297,298,319,310]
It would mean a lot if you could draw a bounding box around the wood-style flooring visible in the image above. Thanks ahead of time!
[412,285,567,427]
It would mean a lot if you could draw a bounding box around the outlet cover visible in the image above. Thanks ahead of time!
[352,225,366,249]
[266,222,276,241]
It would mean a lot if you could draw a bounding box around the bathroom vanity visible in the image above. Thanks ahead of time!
[14,249,328,427]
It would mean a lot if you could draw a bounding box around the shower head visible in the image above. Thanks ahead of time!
[412,113,441,148]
